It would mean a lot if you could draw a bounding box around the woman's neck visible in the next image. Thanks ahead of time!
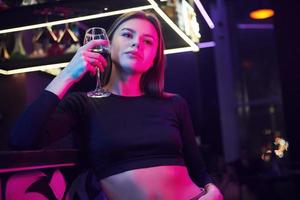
[104,66,144,97]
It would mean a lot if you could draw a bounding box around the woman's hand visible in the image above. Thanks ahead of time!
[199,183,223,200]
[45,39,108,99]
[62,39,108,81]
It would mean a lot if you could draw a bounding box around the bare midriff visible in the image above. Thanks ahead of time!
[100,165,204,200]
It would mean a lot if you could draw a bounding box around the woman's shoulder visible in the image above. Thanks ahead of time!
[54,91,93,117]
[162,91,185,101]
[162,91,177,98]
[160,92,188,107]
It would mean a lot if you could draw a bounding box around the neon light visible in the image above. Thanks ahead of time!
[0,5,153,34]
[0,62,69,75]
[194,0,215,29]
[147,0,199,52]
[0,163,76,174]
[164,47,196,54]
[198,41,215,48]
[0,69,9,75]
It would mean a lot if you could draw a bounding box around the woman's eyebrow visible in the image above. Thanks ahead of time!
[120,28,155,39]
[120,28,135,33]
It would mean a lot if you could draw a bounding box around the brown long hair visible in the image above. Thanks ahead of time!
[103,11,166,97]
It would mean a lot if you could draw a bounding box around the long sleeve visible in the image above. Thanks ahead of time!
[10,90,86,150]
[175,95,213,187]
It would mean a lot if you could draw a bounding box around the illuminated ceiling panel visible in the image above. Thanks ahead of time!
[0,0,212,75]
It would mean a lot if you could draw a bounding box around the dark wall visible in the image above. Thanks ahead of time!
[274,1,300,162]
[0,73,52,150]
[0,74,27,150]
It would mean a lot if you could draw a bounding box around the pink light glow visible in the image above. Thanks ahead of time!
[6,171,48,200]
[49,169,67,200]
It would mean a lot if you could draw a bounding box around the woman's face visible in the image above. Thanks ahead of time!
[110,18,159,75]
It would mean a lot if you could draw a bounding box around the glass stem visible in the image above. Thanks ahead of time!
[95,67,101,90]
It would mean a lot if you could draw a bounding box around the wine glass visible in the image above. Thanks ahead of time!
[84,27,111,98]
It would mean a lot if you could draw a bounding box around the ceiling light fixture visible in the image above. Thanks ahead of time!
[250,8,274,20]
[0,0,204,75]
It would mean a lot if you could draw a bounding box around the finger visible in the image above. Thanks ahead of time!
[82,39,109,51]
[86,62,96,76]
[83,51,108,67]
[86,57,104,72]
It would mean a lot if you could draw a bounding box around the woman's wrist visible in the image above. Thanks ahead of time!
[45,71,75,99]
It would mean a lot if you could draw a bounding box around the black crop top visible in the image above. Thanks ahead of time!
[10,90,212,187]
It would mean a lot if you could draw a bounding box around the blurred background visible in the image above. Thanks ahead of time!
[0,0,299,199]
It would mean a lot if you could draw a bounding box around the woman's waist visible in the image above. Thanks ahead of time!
[100,165,203,199]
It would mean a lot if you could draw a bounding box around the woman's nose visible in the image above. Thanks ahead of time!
[131,41,139,48]
[131,38,141,48]
[131,42,137,47]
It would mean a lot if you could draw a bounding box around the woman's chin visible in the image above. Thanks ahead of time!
[119,63,150,74]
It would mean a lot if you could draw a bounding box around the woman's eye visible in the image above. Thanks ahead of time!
[122,32,133,38]
[144,39,153,45]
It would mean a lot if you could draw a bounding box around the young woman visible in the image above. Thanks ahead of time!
[11,11,223,200]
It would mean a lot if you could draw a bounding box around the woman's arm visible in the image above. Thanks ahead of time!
[176,95,212,186]
[176,95,223,200]
[10,40,107,150]
[10,90,89,150]
[10,91,61,150]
